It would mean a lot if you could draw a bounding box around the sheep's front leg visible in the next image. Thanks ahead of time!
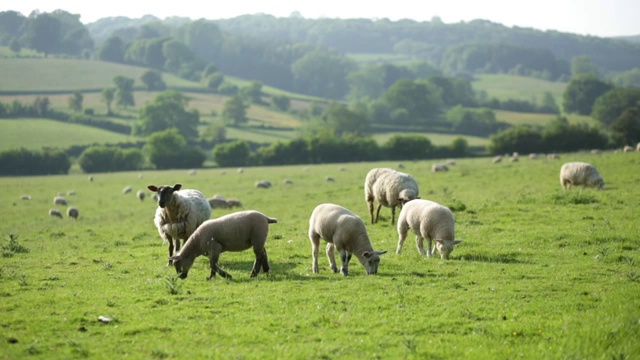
[325,243,338,273]
[416,236,427,256]
[374,203,383,224]
[339,249,350,276]
[391,206,396,225]
[425,237,434,257]
[310,233,321,273]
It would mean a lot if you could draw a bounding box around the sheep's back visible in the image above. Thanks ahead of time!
[192,211,272,250]
[309,203,367,241]
[560,162,603,184]
[400,200,455,239]
[375,171,418,206]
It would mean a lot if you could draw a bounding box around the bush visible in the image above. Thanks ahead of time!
[78,146,144,173]
[0,148,70,176]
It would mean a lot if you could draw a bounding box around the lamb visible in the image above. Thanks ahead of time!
[560,162,604,190]
[67,206,79,220]
[396,199,462,259]
[53,196,67,206]
[147,183,212,265]
[308,203,387,275]
[136,190,146,201]
[49,209,63,219]
[170,210,278,280]
[364,168,419,225]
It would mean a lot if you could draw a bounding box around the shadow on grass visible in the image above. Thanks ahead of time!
[455,252,527,264]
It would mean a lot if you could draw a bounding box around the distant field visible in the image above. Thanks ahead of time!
[371,132,489,147]
[472,74,567,105]
[494,110,597,127]
[0,118,141,151]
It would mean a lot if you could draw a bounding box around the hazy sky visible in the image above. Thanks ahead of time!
[5,0,640,37]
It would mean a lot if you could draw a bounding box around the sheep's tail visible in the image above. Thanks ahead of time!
[267,217,278,224]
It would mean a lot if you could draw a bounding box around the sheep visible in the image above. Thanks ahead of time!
[49,209,63,219]
[147,183,212,265]
[547,153,560,159]
[431,164,449,172]
[170,210,278,280]
[67,206,79,220]
[560,162,604,190]
[637,142,640,152]
[591,149,602,155]
[136,190,146,201]
[396,199,462,259]
[208,197,231,209]
[325,176,335,182]
[364,168,419,225]
[226,198,243,208]
[255,180,272,189]
[492,155,503,164]
[237,168,244,174]
[67,190,76,196]
[446,159,457,166]
[623,145,634,152]
[53,196,67,206]
[283,179,294,185]
[123,185,132,194]
[188,169,197,175]
[20,195,31,200]
[88,175,94,182]
[308,203,387,275]
[529,153,538,160]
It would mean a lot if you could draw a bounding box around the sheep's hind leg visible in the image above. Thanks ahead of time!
[326,243,338,273]
[250,247,269,277]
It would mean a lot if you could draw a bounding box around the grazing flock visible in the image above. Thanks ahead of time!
[33,149,618,280]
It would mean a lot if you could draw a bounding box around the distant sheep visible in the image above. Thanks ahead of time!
[547,153,560,159]
[397,163,405,169]
[529,153,538,160]
[431,164,449,172]
[623,145,634,152]
[67,190,76,196]
[283,179,294,185]
[364,168,419,225]
[237,168,244,174]
[637,142,640,152]
[170,210,278,280]
[255,180,272,189]
[147,183,212,265]
[208,197,231,209]
[492,155,503,164]
[308,203,387,275]
[188,169,197,175]
[49,209,63,219]
[20,195,31,200]
[591,149,602,155]
[67,206,79,220]
[396,199,462,259]
[226,198,243,208]
[88,176,94,182]
[53,196,67,206]
[560,162,604,190]
[446,159,457,166]
[136,190,146,201]
[123,186,132,194]
[325,176,335,182]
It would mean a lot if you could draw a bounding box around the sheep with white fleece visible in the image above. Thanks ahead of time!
[559,162,604,190]
[396,199,462,259]
[147,183,211,265]
[308,203,387,276]
[170,210,277,280]
[364,168,419,225]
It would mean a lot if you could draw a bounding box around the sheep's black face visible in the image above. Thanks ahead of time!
[362,250,387,275]
[148,184,182,208]
[171,255,194,279]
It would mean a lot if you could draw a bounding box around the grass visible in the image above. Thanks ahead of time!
[0,118,142,151]
[0,152,639,359]
[371,131,489,147]
[472,73,568,104]
[494,109,597,127]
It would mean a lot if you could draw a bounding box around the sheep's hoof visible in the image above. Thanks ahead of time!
[330,266,338,273]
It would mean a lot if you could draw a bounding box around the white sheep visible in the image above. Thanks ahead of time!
[529,153,538,160]
[560,162,604,190]
[170,210,278,280]
[136,190,146,201]
[637,142,640,152]
[547,153,560,159]
[255,180,272,189]
[283,179,294,185]
[123,185,132,194]
[325,176,335,182]
[49,209,63,219]
[431,164,449,172]
[67,206,79,220]
[20,195,31,200]
[446,159,457,166]
[623,145,634,152]
[308,203,387,275]
[364,168,419,225]
[492,155,503,164]
[88,175,94,182]
[591,149,602,155]
[53,196,67,206]
[147,183,212,265]
[396,199,462,259]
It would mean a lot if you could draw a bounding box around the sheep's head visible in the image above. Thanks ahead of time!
[147,183,182,208]
[170,253,194,279]
[435,239,463,259]
[361,250,387,275]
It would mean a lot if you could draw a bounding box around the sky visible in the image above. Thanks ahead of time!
[4,0,640,38]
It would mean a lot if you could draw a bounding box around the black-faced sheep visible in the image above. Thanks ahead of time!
[49,209,63,218]
[147,184,212,265]
[255,180,271,189]
[208,197,230,209]
[364,168,419,225]
[123,186,132,194]
[136,190,146,201]
[396,199,462,259]
[170,210,277,280]
[67,207,79,220]
[53,196,67,206]
[560,162,604,190]
[226,198,243,208]
[308,203,387,275]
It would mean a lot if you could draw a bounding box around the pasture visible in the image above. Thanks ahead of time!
[1,153,639,359]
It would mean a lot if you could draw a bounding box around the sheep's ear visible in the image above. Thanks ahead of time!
[453,240,463,245]
[148,185,158,192]
[375,250,387,256]
[173,184,182,191]
[362,251,372,258]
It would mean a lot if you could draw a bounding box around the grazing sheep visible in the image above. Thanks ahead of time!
[53,196,67,206]
[208,197,230,209]
[152,193,159,202]
[49,209,63,218]
[492,155,503,164]
[591,149,602,155]
[66,206,79,220]
[637,142,640,152]
[396,199,462,259]
[138,174,144,179]
[170,210,278,280]
[547,153,560,159]
[529,153,538,160]
[88,175,94,182]
[67,190,76,196]
[136,190,146,201]
[20,195,31,200]
[308,203,387,275]
[446,159,457,166]
[364,168,419,225]
[283,179,294,185]
[123,185,132,194]
[147,183,212,265]
[560,162,604,190]
[397,163,405,169]
[255,180,272,189]
[623,145,634,152]
[325,176,335,182]
[237,168,244,174]
[226,198,243,208]
[431,164,449,172]
[509,156,519,162]
[188,169,197,175]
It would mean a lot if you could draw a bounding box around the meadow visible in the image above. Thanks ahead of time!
[1,152,638,359]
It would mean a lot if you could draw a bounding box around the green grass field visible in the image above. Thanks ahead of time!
[472,74,567,105]
[1,153,638,359]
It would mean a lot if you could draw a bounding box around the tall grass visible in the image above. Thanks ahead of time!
[0,152,638,359]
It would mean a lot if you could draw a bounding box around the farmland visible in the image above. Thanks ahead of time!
[1,152,638,359]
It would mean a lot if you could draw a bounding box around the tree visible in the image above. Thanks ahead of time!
[591,87,640,127]
[134,91,199,140]
[113,76,135,108]
[291,50,357,99]
[162,39,195,72]
[143,129,205,169]
[571,55,599,79]
[222,95,249,126]
[450,137,469,156]
[205,73,224,91]
[140,70,166,91]
[241,81,264,104]
[382,135,434,160]
[68,91,83,112]
[488,126,541,155]
[96,36,125,63]
[212,140,250,167]
[271,95,290,111]
[610,107,640,146]
[78,146,144,173]
[383,79,443,125]
[9,38,21,55]
[32,96,50,116]
[324,102,370,137]
[540,117,608,152]
[562,75,613,115]
[101,88,115,115]
[24,13,61,57]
